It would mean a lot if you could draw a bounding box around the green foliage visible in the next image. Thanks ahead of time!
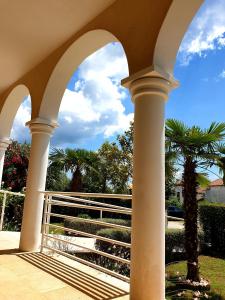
[96,228,130,276]
[166,119,225,281]
[165,229,204,263]
[49,148,97,191]
[76,228,130,277]
[95,141,131,194]
[166,197,182,209]
[96,228,131,243]
[1,194,24,231]
[77,213,91,219]
[216,143,225,185]
[46,164,70,191]
[3,141,30,191]
[64,218,131,236]
[199,203,225,256]
[166,256,225,299]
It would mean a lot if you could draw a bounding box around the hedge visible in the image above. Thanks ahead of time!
[76,228,204,276]
[199,202,225,256]
[165,229,204,263]
[64,218,131,236]
[76,228,131,277]
[0,194,24,231]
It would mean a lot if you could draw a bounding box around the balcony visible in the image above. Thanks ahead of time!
[0,191,130,299]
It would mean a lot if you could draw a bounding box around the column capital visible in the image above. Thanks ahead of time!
[0,137,11,151]
[121,64,179,102]
[26,117,58,136]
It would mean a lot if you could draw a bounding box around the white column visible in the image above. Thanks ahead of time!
[123,72,175,300]
[0,138,11,188]
[19,118,57,252]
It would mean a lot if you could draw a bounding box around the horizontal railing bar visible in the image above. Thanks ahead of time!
[50,200,132,215]
[41,191,132,200]
[167,216,184,221]
[0,190,25,197]
[48,213,131,231]
[45,224,131,248]
[42,245,130,282]
[48,194,131,211]
[43,234,130,265]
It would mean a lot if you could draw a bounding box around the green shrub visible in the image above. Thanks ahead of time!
[77,214,91,219]
[77,228,131,277]
[1,194,24,231]
[165,196,182,209]
[165,229,204,263]
[77,228,205,277]
[199,202,225,256]
[96,228,131,243]
[64,218,131,236]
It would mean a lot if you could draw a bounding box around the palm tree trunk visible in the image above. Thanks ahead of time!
[71,166,83,192]
[183,156,200,282]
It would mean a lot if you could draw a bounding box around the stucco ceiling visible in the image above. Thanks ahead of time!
[0,0,116,92]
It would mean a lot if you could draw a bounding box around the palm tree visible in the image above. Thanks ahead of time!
[216,144,225,185]
[49,148,97,192]
[166,119,225,282]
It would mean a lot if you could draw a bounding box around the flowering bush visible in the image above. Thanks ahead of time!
[2,141,30,191]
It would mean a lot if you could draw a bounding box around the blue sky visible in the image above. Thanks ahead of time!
[11,0,225,178]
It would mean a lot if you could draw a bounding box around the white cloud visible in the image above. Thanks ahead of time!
[11,43,133,147]
[10,96,31,143]
[178,0,225,65]
[219,69,225,78]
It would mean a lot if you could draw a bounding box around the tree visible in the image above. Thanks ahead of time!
[117,121,133,179]
[82,141,131,194]
[98,141,130,194]
[118,121,177,197]
[3,141,30,191]
[166,119,225,282]
[49,148,97,192]
[216,144,225,185]
[46,164,70,191]
[165,151,177,200]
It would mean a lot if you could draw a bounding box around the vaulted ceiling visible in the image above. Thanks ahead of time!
[0,0,115,92]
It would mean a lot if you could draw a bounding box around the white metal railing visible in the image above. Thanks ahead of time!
[0,189,25,230]
[40,191,132,282]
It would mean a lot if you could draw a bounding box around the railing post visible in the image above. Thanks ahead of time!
[41,194,50,252]
[46,195,52,235]
[0,192,7,231]
[165,209,168,228]
[100,209,103,220]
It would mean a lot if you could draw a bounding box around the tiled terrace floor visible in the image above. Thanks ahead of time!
[0,232,129,300]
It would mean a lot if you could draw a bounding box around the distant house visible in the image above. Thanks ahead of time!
[175,180,206,204]
[205,179,225,203]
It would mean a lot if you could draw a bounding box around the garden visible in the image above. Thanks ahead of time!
[1,119,225,299]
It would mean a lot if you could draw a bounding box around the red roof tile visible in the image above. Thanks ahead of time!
[210,179,224,187]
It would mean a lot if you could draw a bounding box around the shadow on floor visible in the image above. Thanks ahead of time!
[18,252,129,300]
[0,248,21,254]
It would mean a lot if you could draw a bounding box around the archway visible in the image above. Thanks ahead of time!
[39,29,125,123]
[0,84,31,139]
[0,84,31,232]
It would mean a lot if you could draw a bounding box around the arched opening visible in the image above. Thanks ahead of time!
[39,29,127,123]
[46,41,132,193]
[0,85,31,139]
[0,84,31,232]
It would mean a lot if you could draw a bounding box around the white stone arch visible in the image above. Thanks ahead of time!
[0,84,30,139]
[153,0,203,78]
[39,29,128,123]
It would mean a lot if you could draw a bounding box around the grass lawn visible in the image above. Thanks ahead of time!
[49,223,64,234]
[166,256,225,299]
